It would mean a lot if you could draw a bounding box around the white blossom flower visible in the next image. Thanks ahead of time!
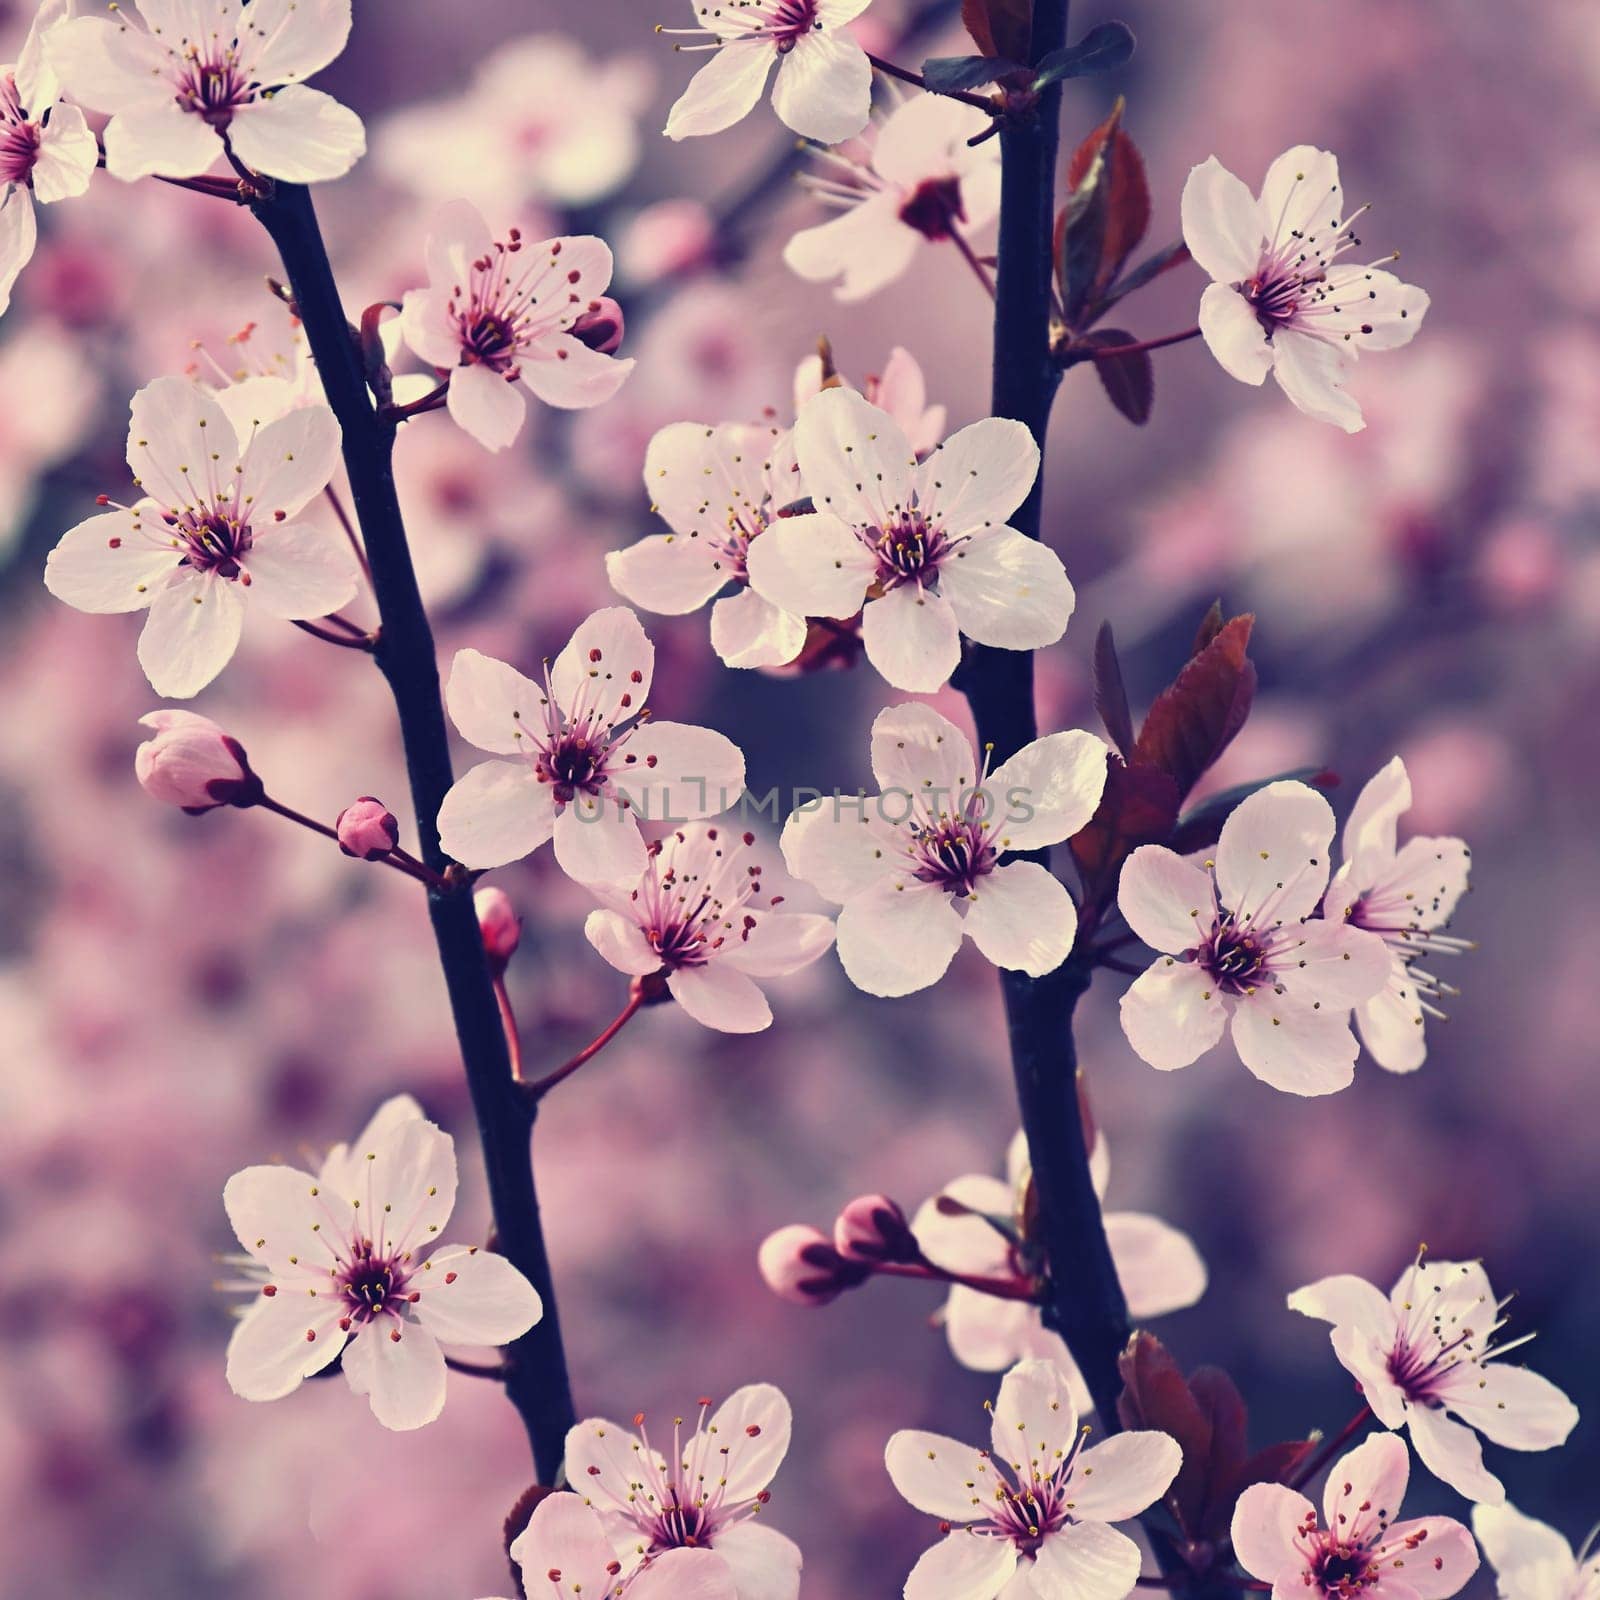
[745,388,1073,692]
[607,420,808,669]
[1232,1433,1478,1599]
[47,0,365,183]
[1322,757,1472,1074]
[436,608,746,884]
[1472,1502,1600,1600]
[399,200,634,452]
[42,376,356,698]
[886,1358,1180,1600]
[1,1,96,319]
[1180,146,1429,432]
[585,819,834,1033]
[662,0,873,146]
[792,344,946,458]
[781,702,1106,997]
[567,1385,802,1600]
[222,1103,543,1432]
[1116,780,1392,1096]
[1288,1255,1579,1503]
[912,1130,1206,1400]
[784,93,1001,301]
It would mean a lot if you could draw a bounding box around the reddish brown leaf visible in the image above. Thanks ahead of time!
[1059,101,1151,320]
[1067,755,1180,896]
[1191,599,1225,656]
[961,0,1031,61]
[1093,621,1135,757]
[1117,1334,1213,1534]
[1085,330,1154,424]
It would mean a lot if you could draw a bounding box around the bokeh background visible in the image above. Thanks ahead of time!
[1,1,1596,1595]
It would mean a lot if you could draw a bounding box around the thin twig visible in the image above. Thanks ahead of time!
[526,993,645,1099]
[1085,326,1202,360]
[950,226,997,299]
[324,484,372,583]
[291,617,375,650]
[866,51,997,111]
[493,974,525,1085]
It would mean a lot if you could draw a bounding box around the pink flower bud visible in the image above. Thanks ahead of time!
[571,297,625,355]
[475,887,521,975]
[134,710,260,813]
[757,1224,864,1306]
[833,1193,917,1264]
[335,796,399,860]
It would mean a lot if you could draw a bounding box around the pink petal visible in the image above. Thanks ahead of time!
[1373,1517,1480,1600]
[518,338,634,412]
[1259,146,1343,251]
[243,0,352,83]
[1229,990,1359,1097]
[1406,1403,1502,1503]
[1179,156,1263,282]
[223,1161,352,1272]
[447,361,527,452]
[1231,1482,1317,1583]
[1030,1520,1142,1600]
[225,1290,347,1401]
[552,796,646,885]
[628,1548,740,1600]
[869,701,976,802]
[1285,1273,1395,1340]
[612,719,746,821]
[43,509,173,614]
[793,386,916,531]
[241,520,357,620]
[1119,958,1226,1071]
[710,1523,800,1600]
[1470,1503,1576,1589]
[239,403,342,520]
[1322,1433,1409,1541]
[783,195,918,302]
[962,860,1077,977]
[985,730,1106,852]
[769,30,870,145]
[1271,329,1363,433]
[365,1117,457,1253]
[990,1358,1080,1464]
[884,1430,993,1521]
[1215,780,1336,926]
[340,1316,447,1431]
[1117,846,1213,956]
[1274,919,1391,1008]
[742,511,875,620]
[607,533,726,617]
[551,605,655,723]
[1199,282,1273,385]
[903,1530,1017,1600]
[412,1246,542,1346]
[584,909,663,977]
[508,1495,618,1593]
[861,584,962,692]
[226,84,365,184]
[1448,1364,1578,1451]
[917,417,1039,536]
[721,911,836,980]
[136,572,245,699]
[779,798,899,905]
[709,1383,793,1501]
[445,648,547,756]
[436,759,555,869]
[666,962,772,1033]
[103,102,220,181]
[939,526,1074,651]
[1105,1212,1208,1319]
[835,880,963,997]
[709,586,807,669]
[665,38,774,141]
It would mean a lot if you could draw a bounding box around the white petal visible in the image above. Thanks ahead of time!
[136,574,246,698]
[1066,1431,1182,1522]
[447,362,527,452]
[436,760,555,869]
[743,511,875,620]
[585,909,663,977]
[1274,919,1391,1008]
[664,40,774,140]
[709,1383,794,1499]
[223,1161,352,1272]
[945,1288,1047,1373]
[861,585,962,693]
[1231,1483,1317,1583]
[1179,156,1264,282]
[1340,756,1410,883]
[709,587,808,669]
[1118,959,1226,1072]
[783,197,919,302]
[869,700,976,803]
[1229,991,1358,1097]
[552,798,647,885]
[365,1116,458,1251]
[941,527,1074,650]
[836,881,964,997]
[445,649,548,756]
[612,720,746,822]
[884,1430,993,1521]
[45,16,169,115]
[780,796,898,904]
[518,339,634,412]
[963,861,1078,977]
[127,376,239,507]
[667,962,772,1032]
[770,30,871,145]
[1471,1504,1576,1592]
[509,1495,619,1594]
[565,1415,657,1518]
[1271,330,1364,433]
[1215,780,1335,926]
[710,1523,801,1600]
[1284,1274,1395,1340]
[918,417,1039,536]
[103,103,220,181]
[991,1358,1080,1464]
[412,1246,542,1346]
[43,510,172,614]
[1406,1403,1502,1503]
[1105,1213,1208,1319]
[1259,146,1343,253]
[628,1550,739,1600]
[225,1291,346,1401]
[551,605,655,724]
[0,186,37,317]
[722,911,835,979]
[607,534,725,616]
[793,386,916,529]
[1355,977,1429,1073]
[1449,1363,1578,1452]
[244,0,352,83]
[1029,1520,1142,1600]
[398,285,461,370]
[241,520,357,619]
[340,1317,447,1431]
[905,1531,1017,1600]
[911,1176,1012,1275]
[1325,266,1429,352]
[31,105,98,203]
[227,85,366,184]
[1116,847,1212,956]
[319,1095,426,1192]
[988,730,1108,852]
[1199,282,1272,385]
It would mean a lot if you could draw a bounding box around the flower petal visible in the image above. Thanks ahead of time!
[447,362,527,452]
[904,1530,1017,1600]
[31,105,98,203]
[1406,1403,1502,1503]
[224,1161,352,1272]
[991,1358,1080,1465]
[365,1116,458,1252]
[666,962,773,1033]
[1199,282,1273,385]
[552,797,647,885]
[1274,919,1391,1008]
[1322,1433,1408,1539]
[665,38,774,139]
[1119,958,1226,1071]
[1105,1212,1207,1319]
[1449,1363,1578,1452]
[885,1430,994,1521]
[1284,1274,1395,1340]
[0,186,37,317]
[1215,780,1335,926]
[988,731,1107,852]
[518,338,634,412]
[770,30,870,145]
[225,1290,347,1401]
[44,15,169,114]
[709,1523,801,1600]
[551,605,655,723]
[709,586,808,669]
[1117,847,1213,956]
[962,860,1078,977]
[861,584,962,692]
[1231,1482,1317,1583]
[1259,146,1343,253]
[628,1549,740,1600]
[1029,1520,1141,1600]
[446,649,547,756]
[241,520,357,619]
[1066,1430,1182,1522]
[43,509,173,613]
[1179,156,1264,282]
[869,700,975,803]
[103,102,220,181]
[585,909,664,977]
[1470,1503,1575,1592]
[1271,329,1363,433]
[940,526,1074,651]
[780,796,898,904]
[136,573,246,698]
[793,386,916,529]
[340,1316,447,1431]
[743,510,875,620]
[613,720,746,822]
[127,376,240,506]
[507,1494,618,1594]
[239,401,342,519]
[836,881,963,997]
[1229,991,1358,1097]
[412,1246,543,1346]
[227,84,366,184]
[244,0,352,83]
[436,760,556,869]
[710,1383,793,1500]
[783,196,919,302]
[1372,1518,1480,1600]
[918,417,1040,536]
[722,911,836,979]
[607,534,726,617]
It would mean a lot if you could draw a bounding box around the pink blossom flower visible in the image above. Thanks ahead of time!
[1287,1256,1579,1502]
[1181,146,1429,431]
[745,388,1073,691]
[1232,1433,1478,1599]
[435,608,747,883]
[474,886,522,975]
[1,2,96,319]
[566,1385,803,1600]
[399,201,635,451]
[42,377,356,698]
[221,1104,543,1431]
[784,94,1000,301]
[335,796,399,860]
[792,343,946,458]
[1116,780,1392,1095]
[1472,1502,1600,1600]
[782,702,1105,996]
[46,0,365,183]
[1321,758,1472,1074]
[480,1491,736,1600]
[134,708,260,812]
[662,0,873,146]
[0,319,100,554]
[584,819,834,1033]
[912,1130,1206,1396]
[885,1357,1181,1600]
[607,421,808,670]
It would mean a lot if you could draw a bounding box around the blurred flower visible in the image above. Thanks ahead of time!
[662,0,873,145]
[475,886,522,975]
[47,0,365,183]
[435,609,745,881]
[618,198,716,285]
[758,1223,864,1305]
[792,343,945,458]
[334,796,398,860]
[398,201,633,450]
[1288,1256,1579,1502]
[1,1,96,319]
[781,702,1105,996]
[584,819,834,1032]
[567,1385,802,1599]
[784,94,1000,301]
[1181,146,1428,431]
[1472,1502,1599,1600]
[912,1130,1206,1400]
[134,708,260,812]
[222,1108,543,1431]
[1117,781,1390,1095]
[1322,757,1472,1075]
[608,420,807,669]
[745,387,1069,692]
[884,1357,1180,1600]
[43,377,355,697]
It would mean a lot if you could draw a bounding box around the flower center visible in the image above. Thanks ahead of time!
[872,512,948,586]
[990,1478,1070,1554]
[0,75,40,186]
[909,816,995,896]
[1314,1548,1378,1595]
[172,508,254,580]
[635,830,766,973]
[538,735,605,802]
[898,176,966,242]
[762,0,821,51]
[462,311,517,365]
[1197,922,1269,994]
[174,48,255,126]
[337,1242,408,1322]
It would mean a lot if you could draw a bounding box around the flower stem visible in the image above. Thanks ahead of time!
[1284,1404,1376,1491]
[950,226,997,299]
[254,795,450,890]
[872,1260,1040,1302]
[248,181,576,1484]
[1086,326,1202,360]
[866,51,997,111]
[291,617,376,650]
[526,993,645,1100]
[323,484,372,583]
[493,974,525,1084]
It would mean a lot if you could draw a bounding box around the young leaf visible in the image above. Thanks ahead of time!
[1067,756,1180,900]
[1083,328,1154,424]
[1100,240,1191,313]
[1093,621,1135,757]
[1032,20,1136,87]
[1191,598,1225,656]
[921,53,1022,93]
[961,0,1032,61]
[1058,100,1152,324]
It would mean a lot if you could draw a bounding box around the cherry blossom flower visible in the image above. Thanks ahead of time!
[1322,757,1472,1074]
[1180,146,1429,431]
[1287,1255,1579,1502]
[792,344,945,458]
[661,0,873,146]
[399,201,634,452]
[584,819,834,1033]
[46,0,365,184]
[1116,780,1392,1095]
[607,420,807,669]
[435,608,746,883]
[221,1104,543,1431]
[42,376,357,698]
[1233,1433,1478,1599]
[134,708,260,812]
[1472,1502,1600,1600]
[912,1130,1206,1398]
[885,1357,1180,1600]
[1,2,96,320]
[781,702,1106,996]
[745,388,1073,692]
[566,1385,802,1600]
[784,93,1000,301]
[479,1491,736,1600]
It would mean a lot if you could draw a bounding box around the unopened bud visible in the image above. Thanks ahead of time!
[134,710,261,813]
[757,1224,866,1306]
[833,1193,917,1264]
[571,297,625,355]
[335,796,399,860]
[475,887,521,975]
